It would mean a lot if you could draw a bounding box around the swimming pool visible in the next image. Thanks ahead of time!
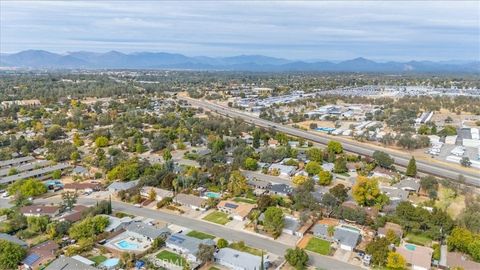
[205,191,221,199]
[115,240,140,250]
[100,258,120,268]
[405,244,416,251]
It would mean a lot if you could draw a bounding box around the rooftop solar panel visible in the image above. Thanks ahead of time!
[23,253,40,266]
[225,203,239,209]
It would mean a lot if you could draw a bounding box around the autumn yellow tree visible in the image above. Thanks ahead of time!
[352,176,388,207]
[292,175,309,186]
[386,252,406,270]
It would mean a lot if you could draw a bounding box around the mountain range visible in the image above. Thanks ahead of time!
[1,50,478,73]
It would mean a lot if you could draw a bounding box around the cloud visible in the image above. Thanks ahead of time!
[0,1,478,61]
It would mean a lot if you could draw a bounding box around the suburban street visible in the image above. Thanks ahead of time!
[180,96,480,185]
[29,197,361,270]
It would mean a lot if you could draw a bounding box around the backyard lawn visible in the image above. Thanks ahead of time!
[305,237,331,255]
[405,233,432,246]
[89,255,107,265]
[156,250,186,266]
[203,211,230,225]
[233,197,256,204]
[229,242,263,256]
[186,230,215,240]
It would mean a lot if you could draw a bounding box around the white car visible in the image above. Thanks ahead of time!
[134,203,142,208]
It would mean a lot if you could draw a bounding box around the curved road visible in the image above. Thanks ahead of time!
[30,197,361,270]
[181,97,479,185]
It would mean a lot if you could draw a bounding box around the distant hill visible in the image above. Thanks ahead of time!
[1,50,478,73]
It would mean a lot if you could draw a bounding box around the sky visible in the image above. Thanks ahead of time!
[1,1,479,61]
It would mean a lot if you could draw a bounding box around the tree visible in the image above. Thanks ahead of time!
[45,124,65,140]
[333,156,347,173]
[386,229,399,245]
[318,171,333,185]
[27,216,49,233]
[329,184,348,202]
[227,170,248,196]
[0,239,26,269]
[373,150,394,168]
[292,175,309,186]
[284,247,309,270]
[366,237,390,266]
[8,178,47,198]
[305,161,322,175]
[70,151,80,162]
[68,215,109,240]
[217,238,228,248]
[52,170,62,179]
[386,252,406,270]
[95,136,109,147]
[257,195,275,212]
[148,188,157,201]
[327,141,343,154]
[196,243,215,263]
[244,157,258,171]
[163,149,172,161]
[72,133,84,147]
[406,156,417,177]
[263,206,284,238]
[61,191,78,211]
[306,147,323,163]
[460,157,471,167]
[352,176,387,207]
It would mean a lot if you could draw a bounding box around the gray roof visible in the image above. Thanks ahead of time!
[0,233,28,247]
[333,227,360,248]
[393,178,420,191]
[284,217,300,232]
[312,224,329,237]
[166,233,214,255]
[0,156,35,168]
[44,256,97,270]
[107,180,139,191]
[268,183,293,195]
[269,163,296,175]
[125,221,171,239]
[247,179,271,189]
[174,193,207,208]
[215,248,267,270]
[0,163,71,184]
[0,160,51,177]
[72,166,88,174]
[381,186,409,201]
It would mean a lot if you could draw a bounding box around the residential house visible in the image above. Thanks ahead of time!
[380,186,409,203]
[371,167,397,180]
[214,248,269,270]
[107,180,139,193]
[333,226,361,251]
[268,183,293,196]
[71,166,89,177]
[63,182,101,192]
[397,243,433,270]
[312,224,331,240]
[103,215,134,232]
[166,233,215,262]
[267,138,279,148]
[20,205,60,218]
[446,251,480,270]
[217,200,256,221]
[377,222,403,239]
[58,205,90,223]
[321,163,335,172]
[174,193,208,211]
[44,256,97,270]
[0,233,28,247]
[247,178,271,190]
[22,240,59,269]
[393,178,421,193]
[268,163,296,177]
[282,216,311,237]
[140,186,174,201]
[124,221,171,241]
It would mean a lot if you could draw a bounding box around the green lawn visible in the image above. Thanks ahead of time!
[186,230,215,240]
[209,267,220,270]
[229,242,263,256]
[233,197,256,204]
[203,211,230,225]
[405,232,432,246]
[306,237,331,255]
[156,250,186,266]
[89,255,107,265]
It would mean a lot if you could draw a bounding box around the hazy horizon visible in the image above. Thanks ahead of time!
[1,1,479,61]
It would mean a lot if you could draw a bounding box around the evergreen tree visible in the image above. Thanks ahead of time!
[108,196,112,214]
[406,156,417,177]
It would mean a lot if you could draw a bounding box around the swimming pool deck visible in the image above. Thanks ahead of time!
[104,231,152,253]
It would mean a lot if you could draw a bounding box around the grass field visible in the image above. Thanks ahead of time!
[405,232,432,246]
[305,237,331,255]
[186,230,215,240]
[229,242,263,256]
[203,211,230,225]
[233,197,256,204]
[435,186,465,219]
[89,255,107,265]
[156,250,186,266]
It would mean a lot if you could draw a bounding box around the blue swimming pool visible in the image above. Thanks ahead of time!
[116,240,140,250]
[405,243,416,251]
[100,258,120,268]
[205,191,221,199]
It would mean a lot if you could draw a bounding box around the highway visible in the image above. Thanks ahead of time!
[31,197,361,270]
[180,97,480,185]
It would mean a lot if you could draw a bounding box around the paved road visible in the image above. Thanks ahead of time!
[35,197,360,270]
[181,97,480,185]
